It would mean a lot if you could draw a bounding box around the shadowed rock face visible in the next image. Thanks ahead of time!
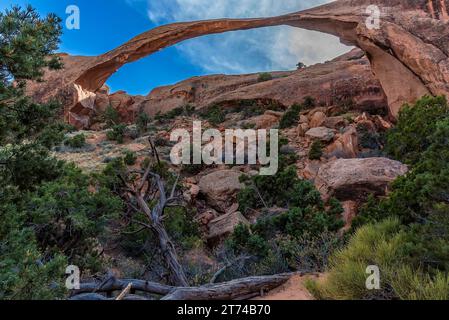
[140,49,387,116]
[28,0,449,128]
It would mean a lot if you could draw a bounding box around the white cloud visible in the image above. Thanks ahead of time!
[141,0,351,74]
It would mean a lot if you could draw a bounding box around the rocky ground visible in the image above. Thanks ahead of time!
[52,90,409,294]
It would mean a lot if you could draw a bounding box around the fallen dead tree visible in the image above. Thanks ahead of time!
[70,274,291,300]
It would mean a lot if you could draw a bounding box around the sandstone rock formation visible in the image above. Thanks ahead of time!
[207,212,250,242]
[198,170,245,213]
[325,126,359,159]
[305,127,336,142]
[28,0,449,128]
[315,157,408,201]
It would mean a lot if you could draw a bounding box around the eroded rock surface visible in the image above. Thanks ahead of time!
[28,0,449,128]
[315,157,409,201]
[198,170,245,213]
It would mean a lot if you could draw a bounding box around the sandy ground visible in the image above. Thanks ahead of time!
[254,274,323,300]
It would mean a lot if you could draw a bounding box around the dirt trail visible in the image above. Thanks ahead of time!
[254,274,322,300]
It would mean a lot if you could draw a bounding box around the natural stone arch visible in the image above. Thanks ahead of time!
[29,0,449,126]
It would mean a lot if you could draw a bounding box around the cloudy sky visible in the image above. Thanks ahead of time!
[143,0,351,73]
[1,0,351,94]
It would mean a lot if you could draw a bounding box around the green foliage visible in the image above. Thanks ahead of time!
[279,103,302,129]
[357,123,384,150]
[200,105,226,126]
[385,95,449,165]
[317,96,449,300]
[37,123,73,149]
[276,232,344,272]
[136,112,150,134]
[26,165,122,268]
[357,96,449,225]
[123,150,137,166]
[257,73,273,82]
[0,144,65,191]
[230,158,344,274]
[155,104,195,122]
[107,124,126,143]
[296,62,306,70]
[64,133,86,149]
[103,105,120,128]
[308,140,323,160]
[302,96,315,109]
[308,219,449,300]
[0,228,67,300]
[164,207,202,251]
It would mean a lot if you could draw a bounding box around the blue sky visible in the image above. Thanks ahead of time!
[1,0,350,95]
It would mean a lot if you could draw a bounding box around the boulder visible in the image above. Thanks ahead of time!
[315,158,408,201]
[298,115,309,124]
[325,126,359,159]
[199,170,245,212]
[305,127,335,142]
[207,212,250,241]
[324,116,349,130]
[309,111,326,128]
[251,113,279,129]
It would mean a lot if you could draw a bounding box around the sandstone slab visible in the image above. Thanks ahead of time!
[315,158,408,201]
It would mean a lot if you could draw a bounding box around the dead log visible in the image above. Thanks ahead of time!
[70,293,151,301]
[73,278,174,296]
[71,274,291,301]
[161,274,291,300]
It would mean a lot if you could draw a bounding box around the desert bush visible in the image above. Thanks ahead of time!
[103,105,120,128]
[309,140,323,160]
[258,73,273,82]
[136,112,150,133]
[155,105,195,122]
[164,207,202,251]
[200,105,226,125]
[385,95,449,165]
[64,133,86,149]
[107,124,127,143]
[357,123,384,150]
[303,96,316,109]
[306,218,449,300]
[279,103,302,129]
[123,150,137,166]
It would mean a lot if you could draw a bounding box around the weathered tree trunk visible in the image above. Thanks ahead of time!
[73,278,173,296]
[136,194,189,287]
[71,274,292,301]
[161,274,291,300]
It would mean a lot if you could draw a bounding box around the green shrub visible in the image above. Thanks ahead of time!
[200,105,226,126]
[164,207,202,251]
[303,96,316,109]
[123,150,137,166]
[103,105,120,128]
[136,112,150,133]
[64,133,86,149]
[155,104,195,122]
[309,140,323,160]
[385,95,449,165]
[0,144,65,191]
[279,103,302,129]
[307,218,449,300]
[356,123,383,150]
[37,123,73,149]
[25,165,122,270]
[258,73,273,82]
[107,124,126,143]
